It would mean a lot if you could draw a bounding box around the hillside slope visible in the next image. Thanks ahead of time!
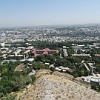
[17,74,100,100]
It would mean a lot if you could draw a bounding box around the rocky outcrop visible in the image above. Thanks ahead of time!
[17,74,100,100]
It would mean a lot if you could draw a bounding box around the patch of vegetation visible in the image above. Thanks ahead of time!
[0,62,36,98]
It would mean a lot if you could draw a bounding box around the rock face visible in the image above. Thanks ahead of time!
[17,74,100,100]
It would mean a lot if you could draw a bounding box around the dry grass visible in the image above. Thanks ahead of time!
[16,70,100,100]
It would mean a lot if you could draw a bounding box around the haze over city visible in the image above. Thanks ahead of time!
[0,0,100,100]
[0,0,100,27]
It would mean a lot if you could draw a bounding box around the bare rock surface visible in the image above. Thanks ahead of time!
[17,74,100,100]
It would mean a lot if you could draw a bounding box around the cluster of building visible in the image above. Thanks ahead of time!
[71,43,100,57]
[82,76,100,85]
[0,41,100,85]
[0,43,59,63]
[0,25,100,43]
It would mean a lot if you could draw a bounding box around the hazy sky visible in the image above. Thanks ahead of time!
[0,0,100,27]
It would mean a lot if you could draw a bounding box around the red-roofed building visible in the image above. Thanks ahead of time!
[32,48,59,56]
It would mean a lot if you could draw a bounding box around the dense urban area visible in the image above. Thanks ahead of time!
[0,25,100,43]
[0,25,100,99]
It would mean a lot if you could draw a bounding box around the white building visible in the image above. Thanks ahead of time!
[82,76,100,84]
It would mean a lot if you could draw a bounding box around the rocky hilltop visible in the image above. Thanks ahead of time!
[17,70,100,100]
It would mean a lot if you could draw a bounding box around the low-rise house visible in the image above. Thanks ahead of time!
[72,54,90,57]
[32,48,59,56]
[63,46,68,57]
[82,76,100,85]
[55,67,62,71]
[27,58,34,62]
[45,63,50,65]
[55,66,72,73]
[14,49,22,56]
[0,48,9,53]
[26,46,34,50]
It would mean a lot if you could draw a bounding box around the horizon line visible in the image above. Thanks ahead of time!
[0,23,100,29]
